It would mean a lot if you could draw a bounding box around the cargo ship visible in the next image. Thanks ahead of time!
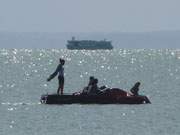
[66,37,113,50]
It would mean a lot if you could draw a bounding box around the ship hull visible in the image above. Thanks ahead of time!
[40,94,151,104]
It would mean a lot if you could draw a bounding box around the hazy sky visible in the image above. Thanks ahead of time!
[0,0,180,32]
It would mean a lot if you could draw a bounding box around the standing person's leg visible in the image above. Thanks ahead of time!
[60,76,64,95]
[60,85,64,95]
[58,76,64,95]
[57,86,61,95]
[57,76,61,95]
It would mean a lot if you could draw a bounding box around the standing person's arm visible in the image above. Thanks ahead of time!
[47,65,60,81]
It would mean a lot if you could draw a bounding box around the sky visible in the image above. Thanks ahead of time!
[0,0,180,33]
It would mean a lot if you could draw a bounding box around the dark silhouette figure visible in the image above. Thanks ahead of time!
[88,78,99,95]
[47,58,65,95]
[88,76,94,86]
[82,76,94,94]
[130,82,140,96]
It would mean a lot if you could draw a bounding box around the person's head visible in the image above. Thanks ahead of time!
[59,58,65,65]
[93,78,98,84]
[89,76,94,81]
[135,82,140,87]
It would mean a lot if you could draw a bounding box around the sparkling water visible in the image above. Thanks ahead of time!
[0,49,180,135]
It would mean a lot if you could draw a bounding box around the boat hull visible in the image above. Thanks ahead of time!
[40,94,151,104]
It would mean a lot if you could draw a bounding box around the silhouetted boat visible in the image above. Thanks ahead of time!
[66,37,113,50]
[40,88,150,104]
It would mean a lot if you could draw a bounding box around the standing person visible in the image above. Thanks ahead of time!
[47,58,65,95]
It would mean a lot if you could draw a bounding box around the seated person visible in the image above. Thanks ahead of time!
[88,76,94,86]
[87,78,100,95]
[82,76,94,94]
[130,82,140,96]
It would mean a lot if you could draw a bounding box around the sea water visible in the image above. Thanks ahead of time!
[0,49,180,135]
